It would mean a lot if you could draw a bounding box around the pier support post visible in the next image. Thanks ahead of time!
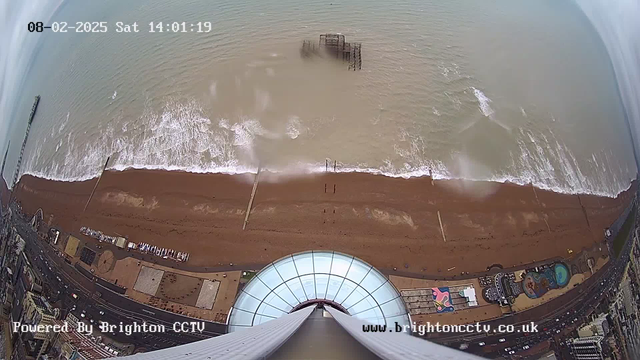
[12,96,40,190]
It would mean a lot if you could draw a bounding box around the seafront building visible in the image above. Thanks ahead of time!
[577,314,609,338]
[567,336,605,360]
[5,192,635,359]
[48,315,116,359]
[119,251,481,359]
[20,292,56,358]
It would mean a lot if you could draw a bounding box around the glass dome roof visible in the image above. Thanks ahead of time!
[228,251,410,332]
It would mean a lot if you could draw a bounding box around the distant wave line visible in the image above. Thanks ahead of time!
[20,160,633,199]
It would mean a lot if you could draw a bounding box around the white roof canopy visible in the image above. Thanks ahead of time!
[228,251,411,332]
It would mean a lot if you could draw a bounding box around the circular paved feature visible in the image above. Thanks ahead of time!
[158,273,202,304]
[97,250,115,274]
[554,263,570,287]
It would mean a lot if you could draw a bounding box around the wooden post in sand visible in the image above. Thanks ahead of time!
[532,184,551,233]
[243,166,261,230]
[84,156,110,213]
[437,210,447,242]
[577,195,591,229]
[531,183,541,205]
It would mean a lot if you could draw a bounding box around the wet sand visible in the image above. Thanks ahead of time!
[12,170,636,276]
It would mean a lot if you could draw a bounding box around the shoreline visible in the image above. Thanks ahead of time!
[18,162,636,199]
[12,168,637,276]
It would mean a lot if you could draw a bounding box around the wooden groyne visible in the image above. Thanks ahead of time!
[243,166,261,230]
[84,157,111,213]
[12,95,40,188]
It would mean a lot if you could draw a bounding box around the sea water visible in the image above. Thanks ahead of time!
[2,0,638,197]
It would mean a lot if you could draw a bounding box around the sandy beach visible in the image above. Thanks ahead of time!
[12,170,636,276]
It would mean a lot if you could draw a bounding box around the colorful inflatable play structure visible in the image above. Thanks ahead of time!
[432,287,455,313]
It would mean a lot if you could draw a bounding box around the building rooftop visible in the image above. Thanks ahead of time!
[228,251,410,332]
[28,292,53,316]
[570,335,604,344]
[58,325,115,359]
[461,287,478,307]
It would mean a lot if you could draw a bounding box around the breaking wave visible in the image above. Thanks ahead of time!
[18,96,633,198]
[285,116,302,139]
[471,87,494,118]
[14,0,639,199]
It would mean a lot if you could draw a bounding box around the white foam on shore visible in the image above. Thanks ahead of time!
[20,147,632,199]
[20,150,634,198]
[22,157,632,199]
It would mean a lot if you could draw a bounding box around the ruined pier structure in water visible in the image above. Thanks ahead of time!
[12,95,40,189]
[301,34,362,71]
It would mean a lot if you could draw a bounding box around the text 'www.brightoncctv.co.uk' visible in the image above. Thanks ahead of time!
[362,322,539,336]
